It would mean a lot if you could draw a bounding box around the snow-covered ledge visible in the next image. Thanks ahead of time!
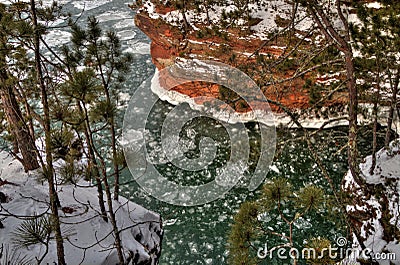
[0,152,163,264]
[343,140,400,265]
[151,68,400,130]
[150,68,277,126]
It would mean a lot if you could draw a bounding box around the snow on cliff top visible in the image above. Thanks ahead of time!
[139,0,358,40]
[0,152,162,265]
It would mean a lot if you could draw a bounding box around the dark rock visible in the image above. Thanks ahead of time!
[0,192,6,203]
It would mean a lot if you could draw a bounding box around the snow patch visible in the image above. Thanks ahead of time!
[0,152,162,264]
[343,140,400,264]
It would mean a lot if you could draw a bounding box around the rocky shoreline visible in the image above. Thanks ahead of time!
[151,67,399,130]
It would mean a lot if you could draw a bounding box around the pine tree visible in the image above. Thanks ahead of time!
[351,1,400,150]
[228,2,399,263]
[0,1,135,263]
[64,17,132,202]
[59,16,134,264]
[0,3,40,171]
[30,0,66,262]
[59,68,109,222]
[350,0,400,242]
[228,178,330,265]
[0,1,67,263]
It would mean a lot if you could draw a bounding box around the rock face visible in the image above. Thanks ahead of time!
[134,0,349,114]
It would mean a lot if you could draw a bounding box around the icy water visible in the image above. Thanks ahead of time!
[3,1,390,264]
[122,123,386,265]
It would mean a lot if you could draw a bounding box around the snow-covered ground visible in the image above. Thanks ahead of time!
[0,152,163,265]
[343,140,400,265]
[140,0,359,41]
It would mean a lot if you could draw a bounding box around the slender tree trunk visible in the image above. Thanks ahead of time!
[302,0,364,185]
[370,105,379,175]
[99,83,120,201]
[86,27,124,262]
[397,105,400,130]
[301,0,371,253]
[181,0,190,32]
[82,102,124,263]
[102,93,120,201]
[370,67,381,175]
[92,40,121,201]
[79,101,108,222]
[101,165,125,263]
[385,71,399,148]
[30,1,66,264]
[110,117,120,201]
[345,50,364,186]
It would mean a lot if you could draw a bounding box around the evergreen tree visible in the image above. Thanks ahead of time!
[0,1,68,263]
[351,0,400,151]
[1,1,134,264]
[59,16,134,264]
[228,178,333,265]
[64,17,132,201]
[30,0,66,262]
[0,3,40,171]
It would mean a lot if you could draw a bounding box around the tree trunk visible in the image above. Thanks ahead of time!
[100,163,125,264]
[302,0,370,252]
[91,36,121,201]
[0,80,39,171]
[339,0,364,187]
[181,0,190,32]
[301,0,364,185]
[397,105,400,130]
[79,101,108,222]
[81,101,124,262]
[30,1,66,264]
[370,69,381,175]
[110,117,120,201]
[345,51,364,186]
[102,89,120,201]
[385,71,399,148]
[91,50,124,264]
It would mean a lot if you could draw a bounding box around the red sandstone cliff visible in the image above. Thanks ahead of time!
[133,1,348,113]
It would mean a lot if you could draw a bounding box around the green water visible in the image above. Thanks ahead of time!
[120,98,390,265]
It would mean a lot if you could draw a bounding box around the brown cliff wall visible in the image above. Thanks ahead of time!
[134,6,347,113]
